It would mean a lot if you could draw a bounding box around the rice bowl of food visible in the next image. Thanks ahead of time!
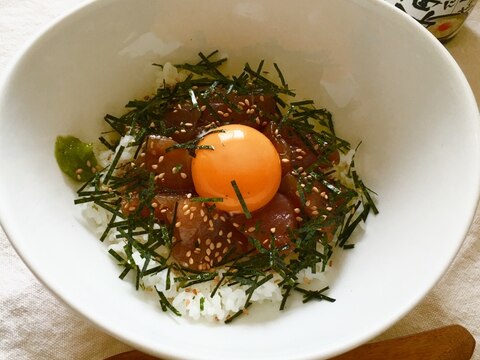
[0,0,478,359]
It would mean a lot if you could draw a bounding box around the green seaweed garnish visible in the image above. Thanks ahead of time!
[62,51,377,324]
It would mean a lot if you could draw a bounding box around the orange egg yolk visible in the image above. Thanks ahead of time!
[192,124,281,213]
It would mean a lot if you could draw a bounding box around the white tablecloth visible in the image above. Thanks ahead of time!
[1,1,479,359]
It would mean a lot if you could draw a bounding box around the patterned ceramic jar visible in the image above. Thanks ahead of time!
[385,0,478,41]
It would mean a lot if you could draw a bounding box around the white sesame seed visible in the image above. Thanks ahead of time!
[305,200,311,206]
[312,186,320,193]
[157,173,165,179]
[248,227,255,233]
[227,232,233,238]
[294,208,301,214]
[152,202,158,208]
[244,99,250,106]
[326,207,333,211]
[75,168,83,174]
[189,258,194,265]
[296,216,303,222]
[186,250,192,257]
[260,95,265,102]
[200,105,207,112]
[151,164,158,170]
[175,221,182,228]
[180,172,188,179]
[281,158,290,163]
[216,242,222,249]
[206,249,211,256]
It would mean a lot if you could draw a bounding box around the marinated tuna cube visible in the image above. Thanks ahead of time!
[136,135,194,192]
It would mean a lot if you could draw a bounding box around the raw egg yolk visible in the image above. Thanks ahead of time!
[192,124,281,213]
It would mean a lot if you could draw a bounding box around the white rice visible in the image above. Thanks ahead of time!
[82,196,331,322]
[80,62,344,322]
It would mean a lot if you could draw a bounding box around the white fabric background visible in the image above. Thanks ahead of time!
[0,1,479,359]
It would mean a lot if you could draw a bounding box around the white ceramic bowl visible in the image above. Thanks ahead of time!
[0,0,479,359]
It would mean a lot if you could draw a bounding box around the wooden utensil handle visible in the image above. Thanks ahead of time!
[330,324,475,360]
[105,324,476,360]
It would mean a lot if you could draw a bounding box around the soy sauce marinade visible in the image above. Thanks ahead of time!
[71,51,377,322]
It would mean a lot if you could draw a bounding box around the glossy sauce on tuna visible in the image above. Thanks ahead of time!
[120,91,343,271]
